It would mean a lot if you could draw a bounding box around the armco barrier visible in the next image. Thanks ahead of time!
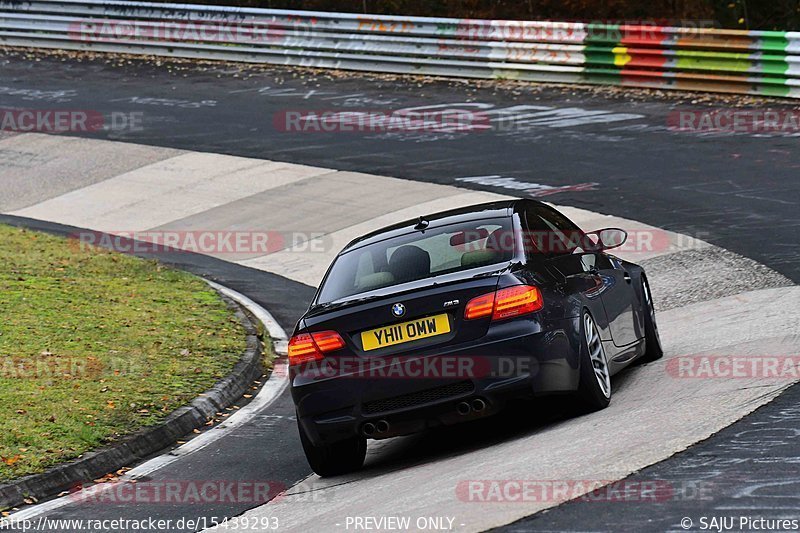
[1,0,799,98]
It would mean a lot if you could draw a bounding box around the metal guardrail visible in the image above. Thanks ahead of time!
[1,0,799,98]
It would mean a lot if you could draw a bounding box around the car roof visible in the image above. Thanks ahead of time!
[341,198,537,252]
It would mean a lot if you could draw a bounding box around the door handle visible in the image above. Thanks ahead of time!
[623,272,632,284]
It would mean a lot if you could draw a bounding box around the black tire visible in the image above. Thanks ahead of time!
[638,276,663,363]
[573,310,612,413]
[297,419,367,477]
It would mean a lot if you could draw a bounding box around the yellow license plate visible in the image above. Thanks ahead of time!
[361,314,451,351]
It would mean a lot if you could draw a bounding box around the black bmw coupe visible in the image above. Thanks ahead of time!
[289,199,662,476]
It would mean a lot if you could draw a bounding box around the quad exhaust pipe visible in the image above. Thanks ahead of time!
[364,399,488,435]
[471,398,486,412]
[457,398,487,416]
[362,420,390,437]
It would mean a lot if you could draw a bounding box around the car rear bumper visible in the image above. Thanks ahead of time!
[292,317,582,446]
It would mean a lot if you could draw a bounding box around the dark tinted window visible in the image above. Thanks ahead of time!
[317,218,514,304]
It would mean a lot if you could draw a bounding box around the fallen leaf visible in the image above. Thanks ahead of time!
[1,455,21,466]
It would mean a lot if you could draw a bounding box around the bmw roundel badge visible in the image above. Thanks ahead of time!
[391,303,406,318]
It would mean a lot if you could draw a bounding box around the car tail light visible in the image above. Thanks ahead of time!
[464,292,495,320]
[464,285,543,322]
[493,285,543,320]
[288,330,345,366]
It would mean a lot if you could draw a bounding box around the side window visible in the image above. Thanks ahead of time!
[524,206,586,257]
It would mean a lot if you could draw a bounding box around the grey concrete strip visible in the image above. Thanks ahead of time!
[0,133,181,212]
[13,152,332,232]
[155,171,463,261]
[204,286,800,533]
[501,348,800,532]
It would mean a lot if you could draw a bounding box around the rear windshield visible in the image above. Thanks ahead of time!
[317,217,515,305]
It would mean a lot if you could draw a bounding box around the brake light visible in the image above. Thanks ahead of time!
[464,292,495,320]
[310,331,345,352]
[464,285,543,321]
[493,286,543,320]
[288,330,345,366]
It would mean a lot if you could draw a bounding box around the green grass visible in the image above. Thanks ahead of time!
[0,225,247,481]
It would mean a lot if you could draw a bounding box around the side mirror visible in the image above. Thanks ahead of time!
[587,228,627,251]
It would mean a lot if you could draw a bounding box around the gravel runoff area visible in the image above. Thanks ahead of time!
[640,246,793,311]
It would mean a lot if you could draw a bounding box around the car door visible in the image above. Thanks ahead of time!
[584,252,640,347]
[524,204,638,348]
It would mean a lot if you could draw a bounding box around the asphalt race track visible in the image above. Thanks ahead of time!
[1,52,799,532]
